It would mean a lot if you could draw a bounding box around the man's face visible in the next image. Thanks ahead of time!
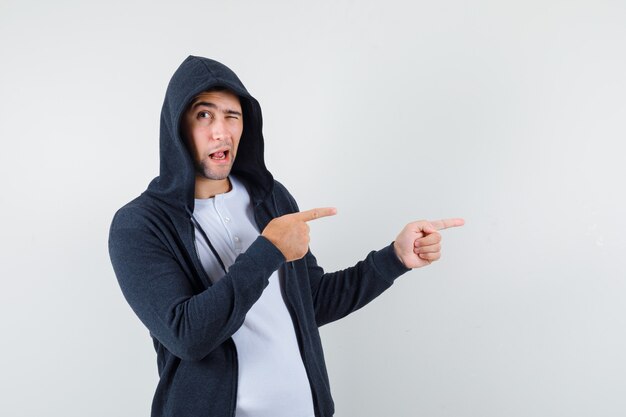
[181,90,243,181]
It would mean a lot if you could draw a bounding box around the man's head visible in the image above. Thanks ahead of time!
[181,87,244,182]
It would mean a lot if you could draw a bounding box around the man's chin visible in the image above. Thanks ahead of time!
[196,165,233,181]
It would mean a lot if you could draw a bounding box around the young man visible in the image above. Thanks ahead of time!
[108,55,463,417]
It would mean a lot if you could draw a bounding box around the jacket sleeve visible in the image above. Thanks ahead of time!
[305,242,410,327]
[275,183,411,326]
[108,207,285,362]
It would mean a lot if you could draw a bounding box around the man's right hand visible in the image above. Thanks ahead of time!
[262,207,337,262]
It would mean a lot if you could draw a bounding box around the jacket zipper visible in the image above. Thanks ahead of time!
[228,338,239,417]
[269,194,319,414]
[278,263,320,415]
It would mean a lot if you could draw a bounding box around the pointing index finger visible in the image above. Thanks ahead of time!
[429,218,465,231]
[294,207,338,222]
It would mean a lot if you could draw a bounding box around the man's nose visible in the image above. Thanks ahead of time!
[210,118,228,141]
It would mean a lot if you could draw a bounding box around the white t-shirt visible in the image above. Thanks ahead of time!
[193,176,315,417]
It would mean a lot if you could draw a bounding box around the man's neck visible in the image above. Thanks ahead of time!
[194,176,232,199]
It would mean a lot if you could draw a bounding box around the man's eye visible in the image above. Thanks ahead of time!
[198,111,211,119]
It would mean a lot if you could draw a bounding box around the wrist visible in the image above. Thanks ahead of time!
[392,241,407,268]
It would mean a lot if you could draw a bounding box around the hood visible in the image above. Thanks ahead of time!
[145,55,274,211]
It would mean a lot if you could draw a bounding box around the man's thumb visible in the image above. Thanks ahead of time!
[422,223,438,234]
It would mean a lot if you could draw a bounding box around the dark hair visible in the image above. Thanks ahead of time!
[186,85,238,111]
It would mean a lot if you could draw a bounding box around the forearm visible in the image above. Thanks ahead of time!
[110,222,285,361]
[308,242,410,326]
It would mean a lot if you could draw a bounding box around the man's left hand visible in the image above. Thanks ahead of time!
[393,218,465,269]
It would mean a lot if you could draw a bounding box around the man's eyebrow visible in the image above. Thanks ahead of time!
[191,101,242,116]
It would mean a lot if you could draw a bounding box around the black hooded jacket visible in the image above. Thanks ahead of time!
[108,55,409,417]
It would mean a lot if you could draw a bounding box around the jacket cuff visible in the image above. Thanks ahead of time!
[372,241,411,282]
[245,235,286,273]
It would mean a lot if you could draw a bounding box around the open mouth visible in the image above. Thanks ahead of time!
[209,150,229,160]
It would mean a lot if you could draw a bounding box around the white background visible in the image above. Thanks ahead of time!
[1,1,625,416]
